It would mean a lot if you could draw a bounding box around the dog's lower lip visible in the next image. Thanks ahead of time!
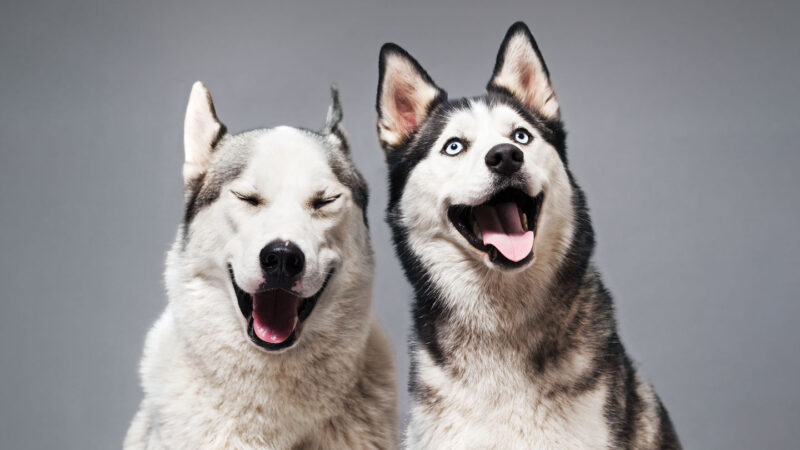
[447,188,542,268]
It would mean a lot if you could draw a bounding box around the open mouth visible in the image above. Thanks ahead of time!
[447,188,543,268]
[229,267,334,351]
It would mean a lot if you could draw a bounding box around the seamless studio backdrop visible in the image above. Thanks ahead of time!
[1,1,799,449]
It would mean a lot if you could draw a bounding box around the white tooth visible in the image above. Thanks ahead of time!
[521,212,528,231]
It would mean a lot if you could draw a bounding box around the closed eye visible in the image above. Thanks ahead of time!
[312,193,341,210]
[231,190,261,206]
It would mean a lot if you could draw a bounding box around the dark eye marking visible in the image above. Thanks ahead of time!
[231,190,261,206]
[311,192,342,210]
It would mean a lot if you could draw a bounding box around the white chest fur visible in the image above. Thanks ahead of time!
[407,350,610,449]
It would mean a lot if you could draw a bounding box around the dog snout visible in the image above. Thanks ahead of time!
[485,144,524,176]
[260,240,305,287]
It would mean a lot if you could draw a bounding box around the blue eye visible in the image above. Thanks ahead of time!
[443,139,465,156]
[513,128,531,144]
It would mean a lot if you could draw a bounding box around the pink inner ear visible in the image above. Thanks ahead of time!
[516,63,538,109]
[518,64,532,90]
[393,87,418,133]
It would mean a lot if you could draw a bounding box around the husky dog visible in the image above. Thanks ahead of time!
[375,22,680,449]
[124,82,397,449]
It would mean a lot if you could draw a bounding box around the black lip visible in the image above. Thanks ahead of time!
[447,188,543,269]
[228,266,335,351]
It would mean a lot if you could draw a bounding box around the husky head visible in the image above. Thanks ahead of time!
[169,82,371,355]
[377,23,593,327]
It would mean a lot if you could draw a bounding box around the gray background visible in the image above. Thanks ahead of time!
[1,0,798,448]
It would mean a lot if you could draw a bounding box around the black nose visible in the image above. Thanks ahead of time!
[260,240,305,286]
[485,144,524,176]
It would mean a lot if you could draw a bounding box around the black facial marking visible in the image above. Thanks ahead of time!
[385,98,468,206]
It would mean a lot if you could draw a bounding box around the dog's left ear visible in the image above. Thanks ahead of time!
[323,85,349,153]
[488,22,560,120]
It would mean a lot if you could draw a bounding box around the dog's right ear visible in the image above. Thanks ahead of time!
[183,81,226,185]
[376,44,446,152]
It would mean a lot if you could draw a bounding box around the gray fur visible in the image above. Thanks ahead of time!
[182,132,254,229]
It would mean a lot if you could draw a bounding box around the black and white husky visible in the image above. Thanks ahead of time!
[124,83,397,448]
[376,22,680,448]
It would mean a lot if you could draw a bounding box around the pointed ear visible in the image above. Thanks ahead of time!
[488,22,560,120]
[323,85,349,152]
[376,43,446,151]
[183,81,226,184]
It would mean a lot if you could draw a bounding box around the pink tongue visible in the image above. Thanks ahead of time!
[252,290,300,344]
[473,202,534,262]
